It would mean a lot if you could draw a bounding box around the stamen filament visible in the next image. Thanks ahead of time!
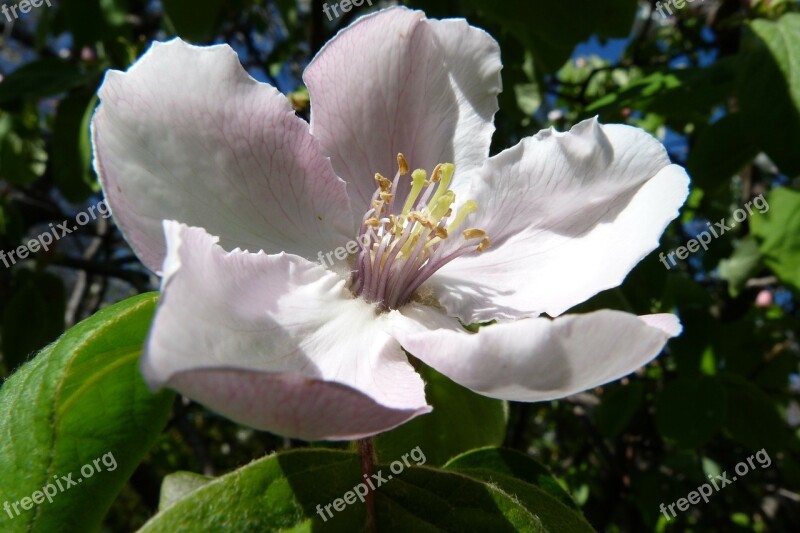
[351,159,488,310]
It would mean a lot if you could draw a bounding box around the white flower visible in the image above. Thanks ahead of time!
[91,7,689,440]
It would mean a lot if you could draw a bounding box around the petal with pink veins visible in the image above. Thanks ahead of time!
[429,118,690,322]
[304,7,501,212]
[143,221,430,440]
[390,304,681,402]
[93,39,352,273]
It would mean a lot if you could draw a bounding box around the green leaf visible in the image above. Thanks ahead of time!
[750,187,800,292]
[0,60,92,108]
[594,381,645,439]
[60,0,130,49]
[465,0,637,72]
[738,13,800,174]
[655,375,726,448]
[444,448,580,512]
[51,90,100,203]
[1,271,65,372]
[718,236,763,297]
[685,114,759,190]
[376,364,507,466]
[0,293,174,532]
[722,374,789,451]
[0,111,47,185]
[162,0,224,42]
[139,448,598,532]
[587,60,738,122]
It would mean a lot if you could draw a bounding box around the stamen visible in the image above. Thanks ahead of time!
[397,153,410,176]
[448,200,477,233]
[463,228,486,240]
[401,169,427,215]
[352,159,488,310]
[375,173,392,192]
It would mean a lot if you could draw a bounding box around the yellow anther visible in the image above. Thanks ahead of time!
[431,163,443,183]
[365,217,381,227]
[463,228,486,240]
[477,237,491,253]
[375,173,392,192]
[380,192,394,203]
[401,169,427,215]
[435,226,449,239]
[397,153,410,175]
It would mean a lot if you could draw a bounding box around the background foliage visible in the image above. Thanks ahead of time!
[0,0,799,531]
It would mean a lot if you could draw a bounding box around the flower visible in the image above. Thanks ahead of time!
[91,7,689,440]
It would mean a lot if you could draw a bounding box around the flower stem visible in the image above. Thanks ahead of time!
[358,437,377,533]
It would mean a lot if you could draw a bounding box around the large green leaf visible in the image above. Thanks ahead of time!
[466,0,637,72]
[738,13,800,174]
[140,448,596,532]
[587,60,737,123]
[444,450,594,533]
[0,60,92,108]
[594,381,645,440]
[718,236,763,297]
[750,188,800,291]
[51,90,100,202]
[655,375,726,449]
[685,113,759,191]
[376,364,507,466]
[722,375,790,452]
[1,270,65,373]
[0,293,173,532]
[444,448,581,512]
[60,0,130,49]
[162,0,224,42]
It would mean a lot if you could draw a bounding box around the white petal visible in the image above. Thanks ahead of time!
[431,118,690,322]
[390,305,681,402]
[303,7,501,212]
[144,222,429,440]
[93,39,352,273]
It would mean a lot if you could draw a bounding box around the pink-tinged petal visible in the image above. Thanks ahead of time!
[421,18,502,198]
[143,222,430,440]
[390,305,681,402]
[92,39,352,273]
[430,118,690,322]
[303,7,501,212]
[169,371,423,441]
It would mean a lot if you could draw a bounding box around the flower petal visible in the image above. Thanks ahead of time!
[92,39,352,273]
[430,118,690,322]
[390,305,681,402]
[303,7,501,212]
[143,221,430,440]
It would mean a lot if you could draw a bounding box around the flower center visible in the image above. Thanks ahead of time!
[351,153,490,310]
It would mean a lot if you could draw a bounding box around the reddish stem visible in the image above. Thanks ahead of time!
[359,438,377,533]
